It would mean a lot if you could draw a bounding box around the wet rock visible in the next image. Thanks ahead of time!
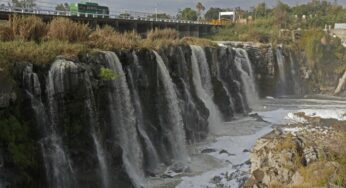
[201,148,217,154]
[243,149,250,153]
[211,175,222,184]
[219,149,235,156]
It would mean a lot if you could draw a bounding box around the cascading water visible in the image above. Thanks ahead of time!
[234,48,259,107]
[91,133,109,188]
[104,51,146,188]
[84,70,110,188]
[153,51,188,162]
[128,52,160,173]
[45,60,77,188]
[276,48,286,87]
[216,47,236,113]
[190,45,223,133]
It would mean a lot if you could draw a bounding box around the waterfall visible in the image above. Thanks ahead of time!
[234,48,259,107]
[289,52,297,95]
[128,52,160,173]
[234,80,248,112]
[104,51,146,188]
[45,60,77,188]
[91,133,109,188]
[153,51,188,162]
[84,69,110,188]
[190,45,223,133]
[276,48,286,85]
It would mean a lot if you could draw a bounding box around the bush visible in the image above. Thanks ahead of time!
[9,15,47,41]
[47,17,90,42]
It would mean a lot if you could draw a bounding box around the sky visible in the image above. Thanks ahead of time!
[36,0,346,15]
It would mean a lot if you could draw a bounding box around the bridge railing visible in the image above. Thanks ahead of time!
[0,5,212,25]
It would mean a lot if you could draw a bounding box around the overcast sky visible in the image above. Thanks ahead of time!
[38,0,346,15]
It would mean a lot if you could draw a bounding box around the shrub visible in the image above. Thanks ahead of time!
[47,17,90,42]
[99,67,119,80]
[9,15,47,41]
[88,26,141,50]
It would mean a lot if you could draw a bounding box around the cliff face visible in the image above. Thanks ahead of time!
[0,43,338,188]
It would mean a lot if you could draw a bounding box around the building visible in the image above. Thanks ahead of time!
[332,23,346,47]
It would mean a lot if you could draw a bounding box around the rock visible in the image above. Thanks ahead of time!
[253,169,264,183]
[219,149,235,156]
[243,149,250,153]
[291,172,304,185]
[201,148,217,154]
[243,177,256,188]
[302,147,318,165]
[210,175,222,184]
[160,174,173,179]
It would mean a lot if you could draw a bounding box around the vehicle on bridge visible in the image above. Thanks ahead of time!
[69,2,109,17]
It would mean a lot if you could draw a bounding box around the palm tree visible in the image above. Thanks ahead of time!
[196,2,205,20]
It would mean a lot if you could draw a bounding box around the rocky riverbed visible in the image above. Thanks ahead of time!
[246,110,346,188]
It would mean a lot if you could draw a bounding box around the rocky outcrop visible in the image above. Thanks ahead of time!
[246,115,346,188]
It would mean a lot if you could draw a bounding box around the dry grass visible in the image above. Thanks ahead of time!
[88,25,141,50]
[0,40,87,65]
[0,25,14,41]
[141,28,180,49]
[181,37,217,47]
[47,17,90,42]
[8,15,47,41]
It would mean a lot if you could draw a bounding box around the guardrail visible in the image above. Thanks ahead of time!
[0,6,214,25]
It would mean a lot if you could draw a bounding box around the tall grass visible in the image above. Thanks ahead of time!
[142,28,180,49]
[8,15,47,41]
[88,25,141,50]
[47,17,90,42]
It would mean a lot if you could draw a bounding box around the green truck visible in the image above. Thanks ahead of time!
[69,2,109,16]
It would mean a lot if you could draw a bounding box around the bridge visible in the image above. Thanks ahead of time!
[0,6,220,37]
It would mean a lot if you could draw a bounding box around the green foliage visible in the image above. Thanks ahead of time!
[0,115,39,183]
[210,17,279,43]
[99,68,119,81]
[177,8,198,21]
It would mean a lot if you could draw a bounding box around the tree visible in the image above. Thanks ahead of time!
[255,2,267,18]
[11,0,35,8]
[55,3,69,11]
[177,8,198,21]
[272,1,291,28]
[205,7,225,20]
[196,2,205,20]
